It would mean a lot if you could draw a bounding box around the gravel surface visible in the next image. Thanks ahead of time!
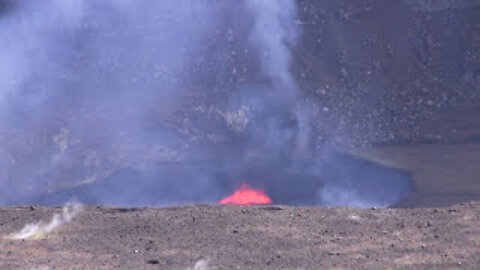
[1,203,479,269]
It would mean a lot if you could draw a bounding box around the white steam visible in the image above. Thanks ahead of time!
[317,184,387,208]
[0,1,415,207]
[0,0,316,206]
[242,0,314,161]
[0,0,407,207]
[0,1,221,204]
[187,259,209,270]
[7,203,83,240]
[245,0,298,94]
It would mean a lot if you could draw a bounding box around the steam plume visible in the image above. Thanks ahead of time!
[0,1,408,207]
[245,0,298,94]
[187,259,209,270]
[7,203,83,240]
[0,0,310,205]
[234,0,314,163]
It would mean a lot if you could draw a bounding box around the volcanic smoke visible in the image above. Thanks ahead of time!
[0,1,413,207]
[0,0,312,206]
[219,184,272,205]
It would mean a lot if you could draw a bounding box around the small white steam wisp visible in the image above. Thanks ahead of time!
[7,203,83,240]
[187,259,209,270]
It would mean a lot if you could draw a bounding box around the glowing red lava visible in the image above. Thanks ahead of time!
[219,183,272,205]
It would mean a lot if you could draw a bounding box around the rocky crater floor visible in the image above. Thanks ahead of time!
[1,201,479,269]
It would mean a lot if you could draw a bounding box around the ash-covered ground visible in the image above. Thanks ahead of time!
[0,0,478,206]
[1,203,480,269]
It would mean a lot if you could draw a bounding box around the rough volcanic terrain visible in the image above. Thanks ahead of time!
[1,203,479,269]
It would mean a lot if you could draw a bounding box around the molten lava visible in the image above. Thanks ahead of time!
[219,184,272,205]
